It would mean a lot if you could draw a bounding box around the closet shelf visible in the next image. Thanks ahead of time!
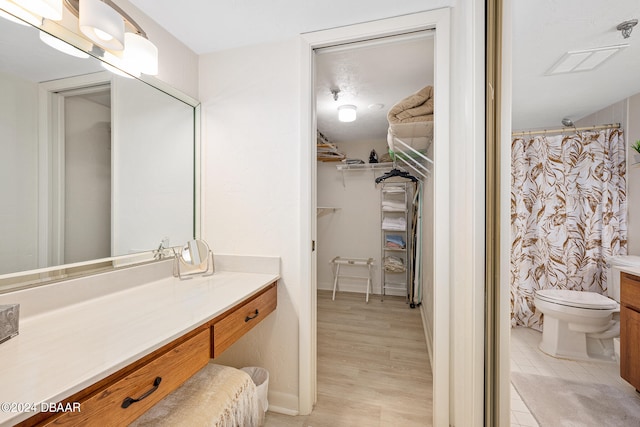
[335,162,394,171]
[335,162,395,187]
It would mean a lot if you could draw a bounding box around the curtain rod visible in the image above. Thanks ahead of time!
[511,123,620,137]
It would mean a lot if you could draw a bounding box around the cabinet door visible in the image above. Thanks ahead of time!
[620,305,640,390]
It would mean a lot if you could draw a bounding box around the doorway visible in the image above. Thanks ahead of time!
[299,9,453,425]
[38,73,114,268]
[62,87,112,264]
[500,1,640,425]
[312,31,434,425]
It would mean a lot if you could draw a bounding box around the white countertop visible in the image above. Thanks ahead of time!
[0,267,279,426]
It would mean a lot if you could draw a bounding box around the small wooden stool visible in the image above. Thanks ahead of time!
[330,257,374,303]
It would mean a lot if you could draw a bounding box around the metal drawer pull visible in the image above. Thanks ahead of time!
[245,309,259,322]
[121,377,162,408]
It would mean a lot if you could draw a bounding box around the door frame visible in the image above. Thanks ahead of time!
[299,9,452,424]
[38,72,113,267]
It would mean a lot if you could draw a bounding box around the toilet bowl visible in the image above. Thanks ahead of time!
[533,255,640,362]
[534,289,619,361]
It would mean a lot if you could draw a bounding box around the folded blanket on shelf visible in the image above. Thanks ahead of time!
[386,86,435,154]
[385,235,406,249]
[387,86,434,125]
[382,200,406,211]
[382,216,406,231]
[384,256,406,273]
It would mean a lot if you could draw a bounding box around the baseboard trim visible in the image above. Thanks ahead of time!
[420,303,434,369]
[267,391,299,416]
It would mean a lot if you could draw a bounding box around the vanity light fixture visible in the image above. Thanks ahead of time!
[39,30,90,58]
[123,31,158,75]
[338,104,357,123]
[62,0,159,75]
[13,0,62,20]
[78,0,124,50]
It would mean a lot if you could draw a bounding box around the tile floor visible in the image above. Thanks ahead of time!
[510,327,637,427]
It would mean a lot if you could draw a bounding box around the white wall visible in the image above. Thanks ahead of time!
[199,4,486,425]
[0,72,38,275]
[199,38,303,412]
[112,76,195,255]
[317,139,388,294]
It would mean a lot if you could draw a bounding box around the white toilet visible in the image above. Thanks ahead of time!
[533,255,640,362]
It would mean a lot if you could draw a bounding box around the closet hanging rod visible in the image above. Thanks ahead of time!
[511,123,620,137]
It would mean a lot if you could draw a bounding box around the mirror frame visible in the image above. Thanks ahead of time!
[0,6,201,293]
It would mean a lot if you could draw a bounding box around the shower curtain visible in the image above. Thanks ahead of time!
[511,128,627,329]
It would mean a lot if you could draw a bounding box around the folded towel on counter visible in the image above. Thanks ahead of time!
[382,216,406,231]
[384,256,406,273]
[385,235,406,249]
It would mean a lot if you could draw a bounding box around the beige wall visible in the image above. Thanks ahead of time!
[627,94,640,255]
[199,38,304,412]
[316,138,389,294]
[0,72,38,274]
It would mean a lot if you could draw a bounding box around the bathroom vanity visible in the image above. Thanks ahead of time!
[620,271,640,391]
[0,257,279,426]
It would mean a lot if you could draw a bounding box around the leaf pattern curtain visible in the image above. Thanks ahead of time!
[511,129,627,329]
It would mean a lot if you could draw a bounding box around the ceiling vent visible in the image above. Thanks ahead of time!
[546,44,629,75]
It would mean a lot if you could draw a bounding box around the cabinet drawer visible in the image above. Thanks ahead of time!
[46,329,210,426]
[621,273,640,311]
[213,283,277,357]
[620,305,640,390]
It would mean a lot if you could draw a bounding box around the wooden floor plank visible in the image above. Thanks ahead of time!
[264,290,433,427]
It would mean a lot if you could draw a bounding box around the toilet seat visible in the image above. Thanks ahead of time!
[535,289,618,310]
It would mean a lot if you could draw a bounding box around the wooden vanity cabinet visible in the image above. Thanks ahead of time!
[620,272,640,390]
[213,281,277,357]
[19,281,277,427]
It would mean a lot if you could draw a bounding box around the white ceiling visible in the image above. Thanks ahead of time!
[315,34,434,144]
[512,0,640,130]
[129,0,640,134]
[126,0,442,55]
[4,1,638,139]
[126,0,436,145]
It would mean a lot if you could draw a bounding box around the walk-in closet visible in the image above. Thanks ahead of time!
[312,31,435,424]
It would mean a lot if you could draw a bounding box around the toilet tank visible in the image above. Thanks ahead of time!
[607,255,640,302]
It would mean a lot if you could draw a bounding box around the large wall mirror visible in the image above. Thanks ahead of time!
[0,9,198,291]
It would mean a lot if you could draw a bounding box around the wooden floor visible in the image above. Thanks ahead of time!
[264,290,433,427]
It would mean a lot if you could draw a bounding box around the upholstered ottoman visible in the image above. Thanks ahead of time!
[130,363,262,427]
